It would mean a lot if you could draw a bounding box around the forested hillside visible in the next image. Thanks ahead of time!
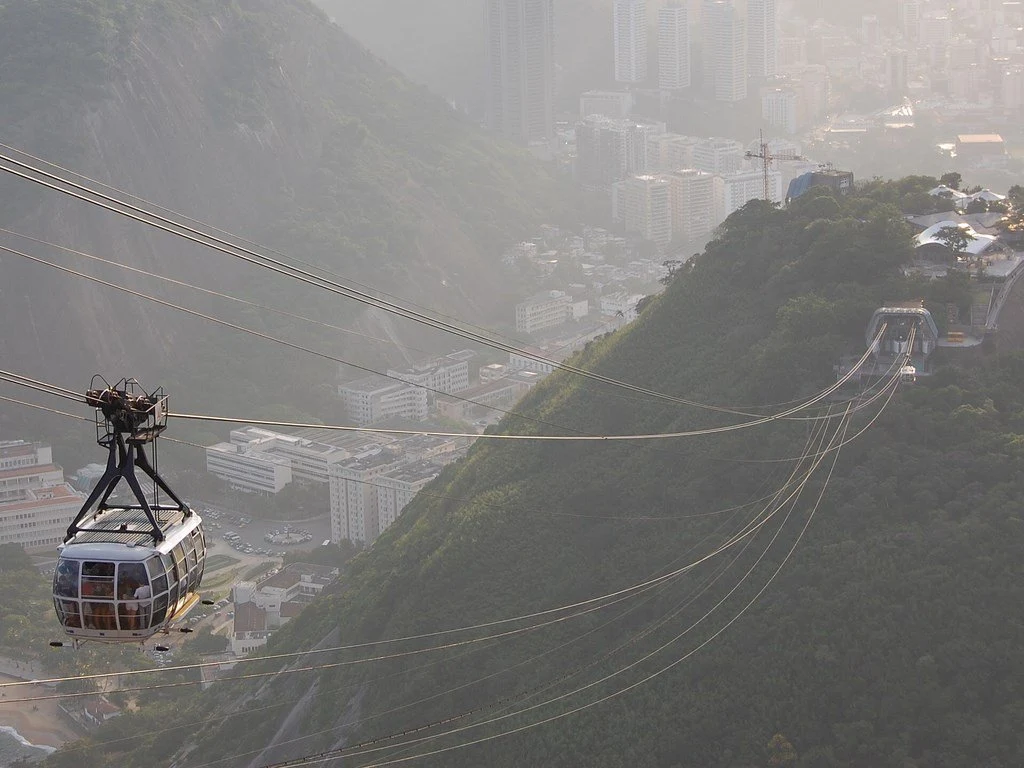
[44,179,1024,768]
[0,0,568,425]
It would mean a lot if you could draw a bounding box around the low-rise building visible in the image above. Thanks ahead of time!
[387,350,474,396]
[339,376,429,426]
[515,291,574,334]
[205,442,292,494]
[0,441,85,551]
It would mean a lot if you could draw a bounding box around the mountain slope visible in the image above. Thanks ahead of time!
[0,0,567,416]
[46,182,1024,768]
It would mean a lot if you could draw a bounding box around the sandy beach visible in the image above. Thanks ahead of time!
[0,675,84,750]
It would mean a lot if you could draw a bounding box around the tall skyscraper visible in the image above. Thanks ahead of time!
[485,0,556,145]
[706,0,747,102]
[747,0,777,78]
[897,0,921,40]
[658,3,691,90]
[614,0,648,83]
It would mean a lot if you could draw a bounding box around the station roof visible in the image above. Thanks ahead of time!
[915,221,997,256]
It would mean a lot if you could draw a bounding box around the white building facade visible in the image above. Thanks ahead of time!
[658,3,690,90]
[614,0,648,83]
[0,441,84,552]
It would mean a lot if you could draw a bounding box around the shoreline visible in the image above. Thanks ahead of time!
[0,675,84,750]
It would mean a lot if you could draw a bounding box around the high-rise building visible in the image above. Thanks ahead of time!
[614,0,648,83]
[717,168,782,219]
[658,3,691,90]
[706,0,747,102]
[576,115,666,191]
[612,175,673,250]
[485,0,556,144]
[746,0,777,78]
[898,0,921,40]
[668,169,716,245]
[886,50,909,96]
[761,87,800,134]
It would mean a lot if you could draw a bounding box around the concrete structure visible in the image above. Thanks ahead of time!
[231,563,339,655]
[658,3,690,90]
[717,168,782,218]
[886,50,909,96]
[668,169,717,244]
[0,441,84,551]
[898,0,921,40]
[761,87,799,134]
[579,90,635,119]
[866,306,939,365]
[376,461,440,533]
[338,376,429,426]
[693,136,745,175]
[436,372,544,421]
[485,0,556,144]
[329,449,407,544]
[614,0,648,83]
[600,291,646,321]
[647,132,700,173]
[706,0,747,102]
[388,350,473,397]
[613,175,673,249]
[226,427,348,484]
[746,0,777,78]
[576,116,666,191]
[955,134,1006,160]
[515,290,574,333]
[206,442,293,494]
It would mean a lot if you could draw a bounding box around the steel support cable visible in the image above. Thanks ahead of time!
[58,443,804,764]
[195,466,791,768]
[0,141,536,352]
[0,244,584,433]
[259,410,852,768]
[213,419,837,768]
[2,422,840,698]
[0,150,864,419]
[0,368,905,701]
[0,394,90,422]
[169,324,883,440]
[0,371,83,403]
[0,243,884,440]
[129,418,833,768]
[0,227,441,357]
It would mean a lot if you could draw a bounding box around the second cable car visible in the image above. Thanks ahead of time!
[52,379,206,645]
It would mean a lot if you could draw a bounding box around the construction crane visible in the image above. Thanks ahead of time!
[745,130,805,203]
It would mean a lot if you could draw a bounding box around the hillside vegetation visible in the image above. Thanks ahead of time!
[42,178,1024,768]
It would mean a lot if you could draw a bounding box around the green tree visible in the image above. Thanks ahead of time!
[939,171,962,190]
[767,733,798,767]
[0,544,32,572]
[935,225,973,259]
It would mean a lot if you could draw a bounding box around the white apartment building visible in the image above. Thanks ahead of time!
[228,427,347,484]
[919,15,952,47]
[329,449,407,544]
[485,0,556,144]
[612,175,673,250]
[747,0,777,78]
[515,290,574,334]
[338,376,429,426]
[388,350,473,397]
[668,169,717,245]
[647,133,700,173]
[761,87,800,134]
[576,116,666,191]
[614,0,648,83]
[717,168,783,220]
[509,346,558,374]
[206,442,292,494]
[0,441,84,551]
[706,0,747,102]
[580,90,635,119]
[600,291,646,322]
[693,136,746,175]
[658,3,690,90]
[898,0,921,40]
[376,461,440,534]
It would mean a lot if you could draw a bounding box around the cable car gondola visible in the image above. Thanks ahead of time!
[52,379,206,645]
